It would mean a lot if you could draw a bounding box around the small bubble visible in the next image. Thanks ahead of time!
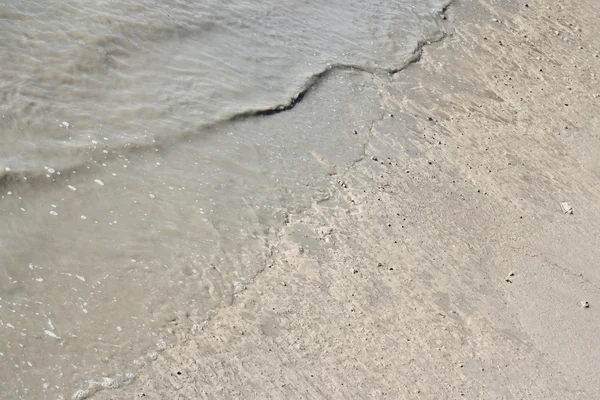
[49,211,58,216]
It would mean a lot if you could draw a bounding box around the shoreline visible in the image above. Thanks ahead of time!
[96,0,600,398]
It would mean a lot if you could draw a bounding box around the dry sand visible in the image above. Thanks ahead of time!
[95,0,600,398]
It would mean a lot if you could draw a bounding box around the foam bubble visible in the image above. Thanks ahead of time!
[44,330,60,339]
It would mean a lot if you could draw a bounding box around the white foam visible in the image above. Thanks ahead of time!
[72,373,135,400]
[44,330,60,339]
[233,281,246,293]
[72,389,89,400]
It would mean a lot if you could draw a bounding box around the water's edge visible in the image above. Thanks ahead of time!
[76,2,456,399]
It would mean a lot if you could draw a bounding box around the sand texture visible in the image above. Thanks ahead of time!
[94,0,600,398]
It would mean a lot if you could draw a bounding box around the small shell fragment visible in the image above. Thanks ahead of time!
[560,202,573,214]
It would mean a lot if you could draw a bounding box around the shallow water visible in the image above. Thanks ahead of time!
[0,0,449,398]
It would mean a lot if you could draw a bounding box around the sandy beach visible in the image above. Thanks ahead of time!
[89,0,600,398]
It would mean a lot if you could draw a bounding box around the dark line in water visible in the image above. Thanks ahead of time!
[0,0,455,191]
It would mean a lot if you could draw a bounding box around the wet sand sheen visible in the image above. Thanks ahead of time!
[0,1,451,397]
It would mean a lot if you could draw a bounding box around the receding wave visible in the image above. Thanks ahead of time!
[0,1,454,399]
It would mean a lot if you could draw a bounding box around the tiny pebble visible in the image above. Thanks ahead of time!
[580,301,590,309]
[95,179,104,186]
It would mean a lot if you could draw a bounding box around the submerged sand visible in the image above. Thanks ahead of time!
[94,0,600,398]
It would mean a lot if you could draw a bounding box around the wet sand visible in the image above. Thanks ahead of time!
[94,0,600,398]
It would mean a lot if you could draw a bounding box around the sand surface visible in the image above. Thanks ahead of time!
[94,0,600,398]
